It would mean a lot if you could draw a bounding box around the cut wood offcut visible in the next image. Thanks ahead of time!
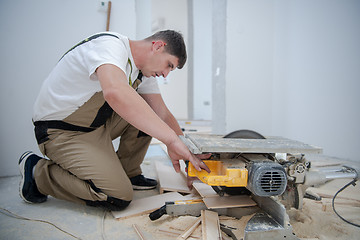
[155,161,192,194]
[176,217,201,240]
[201,210,222,240]
[176,210,222,240]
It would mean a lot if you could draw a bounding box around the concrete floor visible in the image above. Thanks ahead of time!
[0,143,359,240]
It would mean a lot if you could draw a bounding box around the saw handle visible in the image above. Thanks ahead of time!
[149,205,167,221]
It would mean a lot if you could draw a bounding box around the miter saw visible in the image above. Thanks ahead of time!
[179,130,358,240]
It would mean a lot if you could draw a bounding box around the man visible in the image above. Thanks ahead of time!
[19,30,210,211]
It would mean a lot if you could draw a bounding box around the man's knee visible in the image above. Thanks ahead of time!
[86,179,133,211]
[84,196,131,211]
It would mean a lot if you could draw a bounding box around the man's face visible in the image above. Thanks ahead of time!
[142,41,179,78]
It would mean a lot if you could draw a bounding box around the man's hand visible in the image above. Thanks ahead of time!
[185,153,212,189]
[166,137,211,174]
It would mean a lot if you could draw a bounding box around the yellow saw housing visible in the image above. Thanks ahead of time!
[188,160,248,187]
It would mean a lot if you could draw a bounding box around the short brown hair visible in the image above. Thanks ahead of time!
[145,30,187,69]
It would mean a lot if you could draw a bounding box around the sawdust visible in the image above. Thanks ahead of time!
[288,198,360,240]
[116,212,260,239]
[114,198,360,240]
[287,178,360,240]
[118,214,202,239]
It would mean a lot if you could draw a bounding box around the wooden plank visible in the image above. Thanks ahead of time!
[201,210,222,240]
[176,217,201,240]
[185,134,323,154]
[155,161,191,194]
[157,145,202,197]
[112,192,190,219]
[133,224,146,240]
[192,181,218,198]
[203,195,257,209]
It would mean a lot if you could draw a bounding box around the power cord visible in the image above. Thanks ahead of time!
[0,207,109,239]
[332,167,360,228]
[101,210,108,240]
[0,207,82,239]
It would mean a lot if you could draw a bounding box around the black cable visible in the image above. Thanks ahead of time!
[332,168,360,228]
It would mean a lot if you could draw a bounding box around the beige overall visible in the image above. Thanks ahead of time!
[34,74,150,210]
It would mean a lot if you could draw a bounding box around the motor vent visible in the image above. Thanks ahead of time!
[259,171,287,194]
[247,161,287,197]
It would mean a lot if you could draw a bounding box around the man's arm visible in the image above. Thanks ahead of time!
[140,93,183,136]
[141,92,212,189]
[96,64,210,173]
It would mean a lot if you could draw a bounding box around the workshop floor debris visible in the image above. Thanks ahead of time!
[0,143,359,239]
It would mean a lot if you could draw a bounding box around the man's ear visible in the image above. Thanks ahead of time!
[152,41,166,51]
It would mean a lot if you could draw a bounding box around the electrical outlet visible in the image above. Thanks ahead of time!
[98,0,108,12]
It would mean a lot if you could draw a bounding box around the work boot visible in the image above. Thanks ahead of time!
[19,151,47,203]
[130,175,158,190]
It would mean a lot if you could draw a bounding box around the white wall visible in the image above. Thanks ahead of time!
[225,0,360,162]
[277,0,360,161]
[192,0,212,120]
[135,0,152,39]
[226,1,274,135]
[0,0,137,176]
[152,0,188,119]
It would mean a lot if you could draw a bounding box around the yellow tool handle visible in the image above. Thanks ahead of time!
[188,160,248,187]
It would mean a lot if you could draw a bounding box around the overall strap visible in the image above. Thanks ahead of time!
[127,59,143,89]
[59,33,119,61]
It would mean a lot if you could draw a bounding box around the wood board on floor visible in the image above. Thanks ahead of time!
[155,161,191,194]
[192,180,257,209]
[201,210,222,240]
[192,181,218,198]
[112,192,192,219]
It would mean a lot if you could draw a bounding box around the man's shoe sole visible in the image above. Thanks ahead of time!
[19,151,34,204]
[18,151,47,204]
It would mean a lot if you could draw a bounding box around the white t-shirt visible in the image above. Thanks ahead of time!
[33,32,160,121]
